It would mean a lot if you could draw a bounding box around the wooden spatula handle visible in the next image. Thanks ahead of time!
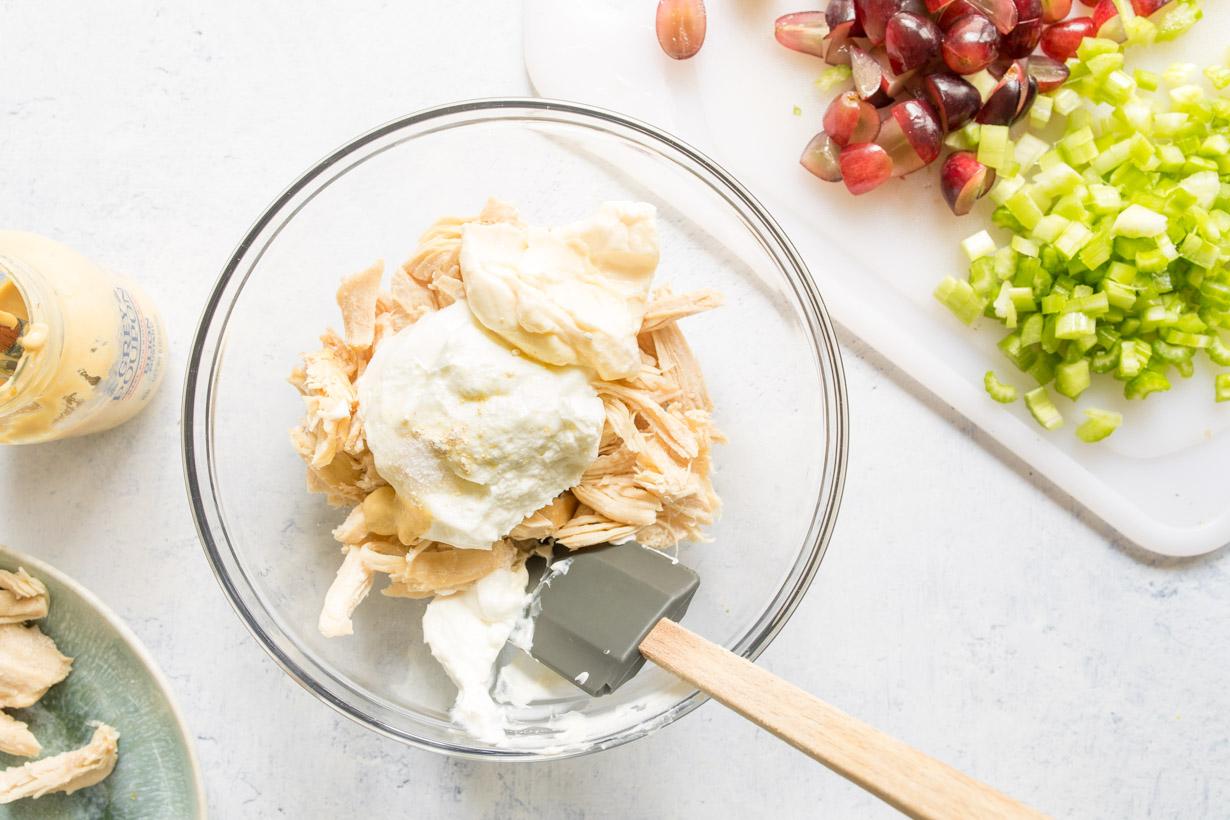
[640,619,1046,820]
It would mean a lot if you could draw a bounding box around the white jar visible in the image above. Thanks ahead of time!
[0,231,166,444]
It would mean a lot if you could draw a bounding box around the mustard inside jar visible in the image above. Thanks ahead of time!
[0,231,166,444]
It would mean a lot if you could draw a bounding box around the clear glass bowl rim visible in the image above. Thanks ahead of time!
[181,97,849,761]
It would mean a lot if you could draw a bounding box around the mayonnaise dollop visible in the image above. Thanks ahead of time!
[422,563,530,742]
[460,201,660,381]
[358,300,604,549]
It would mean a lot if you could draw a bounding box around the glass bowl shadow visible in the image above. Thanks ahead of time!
[182,98,848,760]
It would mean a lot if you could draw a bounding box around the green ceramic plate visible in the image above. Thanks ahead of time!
[0,547,205,819]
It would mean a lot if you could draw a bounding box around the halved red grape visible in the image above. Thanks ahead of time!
[1001,18,1044,58]
[875,98,942,176]
[1092,0,1118,31]
[1131,0,1170,13]
[826,0,862,32]
[924,0,958,10]
[923,72,983,131]
[855,0,926,45]
[656,0,707,60]
[1013,0,1043,22]
[1026,54,1070,92]
[938,0,981,28]
[824,19,858,64]
[942,15,1000,74]
[964,0,1019,33]
[941,151,995,214]
[851,45,885,98]
[801,132,845,181]
[840,143,893,193]
[775,12,831,58]
[885,11,942,73]
[1018,75,1038,120]
[976,62,1024,124]
[1040,0,1072,21]
[1040,17,1095,61]
[824,91,882,145]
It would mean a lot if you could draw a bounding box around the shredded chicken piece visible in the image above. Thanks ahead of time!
[640,288,725,334]
[0,723,119,804]
[0,711,39,758]
[384,540,516,599]
[318,544,405,638]
[0,569,49,625]
[0,625,72,709]
[336,260,384,350]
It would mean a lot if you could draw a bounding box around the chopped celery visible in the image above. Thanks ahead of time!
[1112,204,1168,237]
[942,40,1230,439]
[815,65,852,92]
[962,230,997,261]
[1125,369,1172,399]
[1056,359,1092,399]
[984,371,1018,403]
[1024,387,1064,430]
[1217,374,1230,403]
[935,277,986,325]
[1076,409,1123,442]
[978,125,1013,171]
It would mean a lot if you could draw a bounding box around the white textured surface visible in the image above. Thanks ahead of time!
[0,2,1227,818]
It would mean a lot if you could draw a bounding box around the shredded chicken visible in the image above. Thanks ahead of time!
[0,723,119,804]
[0,711,39,758]
[0,569,49,625]
[291,201,722,636]
[0,624,72,709]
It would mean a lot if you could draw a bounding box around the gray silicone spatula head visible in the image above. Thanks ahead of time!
[527,542,700,697]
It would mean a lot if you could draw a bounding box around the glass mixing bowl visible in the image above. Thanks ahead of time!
[183,99,848,760]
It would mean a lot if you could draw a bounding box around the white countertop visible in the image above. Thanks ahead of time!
[1,2,1227,817]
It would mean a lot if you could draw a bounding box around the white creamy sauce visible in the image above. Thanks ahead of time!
[460,201,659,381]
[359,301,604,549]
[421,563,531,742]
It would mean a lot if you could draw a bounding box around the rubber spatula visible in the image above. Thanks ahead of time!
[529,542,1046,820]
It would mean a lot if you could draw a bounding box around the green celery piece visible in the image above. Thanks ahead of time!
[999,331,1038,372]
[1207,334,1230,366]
[1077,227,1113,270]
[1020,313,1044,348]
[1173,358,1195,378]
[992,207,1027,234]
[1024,387,1064,430]
[1076,409,1123,442]
[1153,337,1194,363]
[1006,190,1044,230]
[969,256,998,298]
[1206,65,1230,90]
[984,371,1018,403]
[1028,353,1057,386]
[1164,329,1211,348]
[1056,311,1096,339]
[1054,222,1094,259]
[1117,338,1151,378]
[935,277,987,325]
[1112,204,1169,238]
[1030,94,1054,129]
[1134,69,1160,92]
[1125,369,1172,399]
[978,125,1012,171]
[1041,293,1067,314]
[1217,373,1230,403]
[1056,359,1092,399]
[1154,2,1202,41]
[1091,347,1119,373]
[962,230,997,261]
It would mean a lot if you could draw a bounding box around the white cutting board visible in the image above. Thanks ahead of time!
[524,0,1230,557]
